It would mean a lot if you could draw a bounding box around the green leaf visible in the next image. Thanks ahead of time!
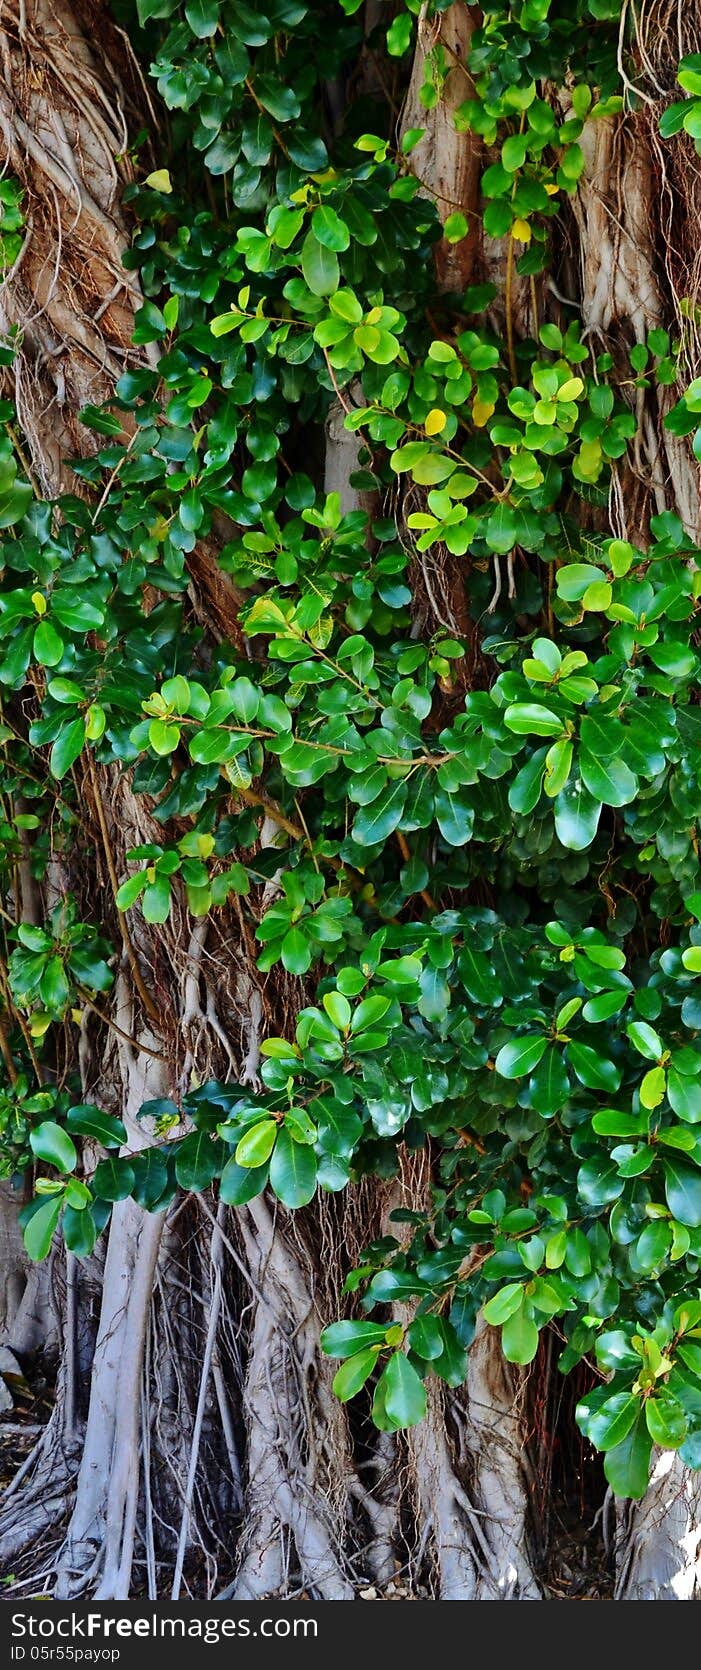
[333,1347,380,1400]
[80,403,125,435]
[640,1065,666,1110]
[635,1220,672,1272]
[219,1157,269,1205]
[269,1124,317,1208]
[443,211,468,242]
[543,738,573,799]
[47,677,84,705]
[434,787,474,847]
[386,11,413,55]
[554,782,602,851]
[592,1108,647,1138]
[531,1046,570,1115]
[311,206,350,252]
[116,872,147,911]
[603,1414,652,1499]
[142,874,171,924]
[280,925,312,975]
[301,232,339,297]
[483,1282,524,1324]
[149,719,180,756]
[501,1306,539,1364]
[321,1320,390,1358]
[184,0,219,37]
[668,1069,701,1123]
[29,1121,77,1173]
[130,1149,169,1210]
[350,995,391,1033]
[645,1394,686,1450]
[144,170,172,195]
[255,74,301,122]
[63,1204,98,1256]
[580,752,637,807]
[588,1392,640,1452]
[408,1315,445,1360]
[627,1021,663,1061]
[322,990,352,1030]
[568,1041,621,1092]
[352,780,407,847]
[39,955,69,1012]
[502,133,528,171]
[577,1157,624,1208]
[564,1227,591,1277]
[495,1035,548,1079]
[175,1131,220,1191]
[508,747,547,814]
[664,1159,701,1227]
[34,621,65,666]
[23,1194,62,1261]
[316,1100,362,1157]
[66,1105,126,1148]
[235,1119,278,1167]
[50,717,86,779]
[381,1351,427,1426]
[504,703,564,737]
[92,1156,136,1202]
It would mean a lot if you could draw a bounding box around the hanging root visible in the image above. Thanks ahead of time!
[53,1199,164,1598]
[230,1194,355,1599]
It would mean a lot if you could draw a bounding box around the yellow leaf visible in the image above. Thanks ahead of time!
[640,1066,666,1109]
[544,182,559,196]
[144,169,172,194]
[558,377,584,402]
[472,398,496,428]
[424,408,446,436]
[29,1012,53,1039]
[71,1008,83,1025]
[511,218,531,243]
[31,591,46,616]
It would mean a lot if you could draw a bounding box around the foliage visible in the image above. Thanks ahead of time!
[1,0,701,1500]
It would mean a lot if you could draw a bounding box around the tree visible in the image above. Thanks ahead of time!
[2,0,701,1602]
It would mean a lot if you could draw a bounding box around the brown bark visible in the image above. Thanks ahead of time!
[0,0,154,493]
[400,2,481,292]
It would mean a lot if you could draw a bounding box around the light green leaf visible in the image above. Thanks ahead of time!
[333,1347,380,1401]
